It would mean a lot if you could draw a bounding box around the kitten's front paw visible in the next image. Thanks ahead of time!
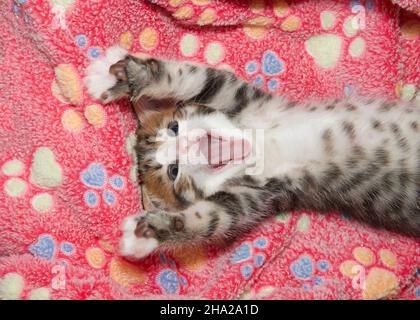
[119,214,160,260]
[84,45,128,103]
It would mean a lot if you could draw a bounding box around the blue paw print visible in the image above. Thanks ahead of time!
[254,237,268,249]
[240,264,254,280]
[29,235,56,261]
[267,78,280,91]
[102,190,117,206]
[157,269,187,294]
[81,163,125,208]
[75,35,88,48]
[60,242,75,256]
[157,269,179,294]
[231,237,269,279]
[252,75,264,88]
[291,255,330,288]
[87,47,101,60]
[290,255,314,280]
[245,50,284,92]
[317,260,329,272]
[230,242,252,263]
[254,254,265,268]
[81,163,106,188]
[30,235,76,260]
[245,61,259,75]
[262,51,285,76]
[110,175,125,190]
[73,33,102,59]
[312,276,323,286]
[157,254,188,293]
[84,190,99,207]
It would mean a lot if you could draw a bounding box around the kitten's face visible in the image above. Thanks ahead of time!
[135,100,252,211]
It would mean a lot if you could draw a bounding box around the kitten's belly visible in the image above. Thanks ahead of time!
[257,108,416,180]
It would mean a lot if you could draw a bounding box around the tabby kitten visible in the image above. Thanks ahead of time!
[86,46,420,259]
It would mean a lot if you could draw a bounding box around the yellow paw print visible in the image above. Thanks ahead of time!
[83,240,146,287]
[52,64,107,132]
[339,246,399,300]
[244,0,302,40]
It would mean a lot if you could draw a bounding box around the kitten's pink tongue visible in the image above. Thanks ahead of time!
[199,134,251,166]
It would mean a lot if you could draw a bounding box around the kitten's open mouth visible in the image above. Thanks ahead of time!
[198,133,251,171]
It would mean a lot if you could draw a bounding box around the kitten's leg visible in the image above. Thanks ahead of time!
[120,200,241,259]
[104,53,274,113]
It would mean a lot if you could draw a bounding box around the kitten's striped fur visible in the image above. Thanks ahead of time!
[86,48,420,259]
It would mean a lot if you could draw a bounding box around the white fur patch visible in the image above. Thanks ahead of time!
[119,215,159,259]
[84,45,127,100]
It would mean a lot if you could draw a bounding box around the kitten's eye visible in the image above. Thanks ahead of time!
[167,120,179,136]
[167,164,178,181]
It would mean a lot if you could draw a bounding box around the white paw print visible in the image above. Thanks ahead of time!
[0,273,50,300]
[2,147,63,214]
[305,6,367,70]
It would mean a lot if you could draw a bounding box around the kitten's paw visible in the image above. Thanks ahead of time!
[119,214,159,260]
[109,59,128,82]
[84,45,128,103]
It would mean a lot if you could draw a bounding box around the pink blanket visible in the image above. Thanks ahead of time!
[0,0,419,300]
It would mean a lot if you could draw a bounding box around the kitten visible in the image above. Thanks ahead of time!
[86,47,420,260]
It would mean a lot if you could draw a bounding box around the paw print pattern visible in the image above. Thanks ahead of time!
[1,147,63,214]
[117,27,160,52]
[305,6,367,70]
[74,32,102,60]
[178,33,227,67]
[245,51,285,92]
[156,253,188,294]
[80,162,125,208]
[52,62,107,130]
[230,237,269,280]
[303,4,373,97]
[29,234,75,262]
[83,239,147,288]
[81,239,147,288]
[243,0,303,40]
[0,273,50,300]
[339,246,399,300]
[290,254,330,289]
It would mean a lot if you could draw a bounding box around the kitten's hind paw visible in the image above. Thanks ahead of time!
[119,214,159,260]
[84,45,128,103]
